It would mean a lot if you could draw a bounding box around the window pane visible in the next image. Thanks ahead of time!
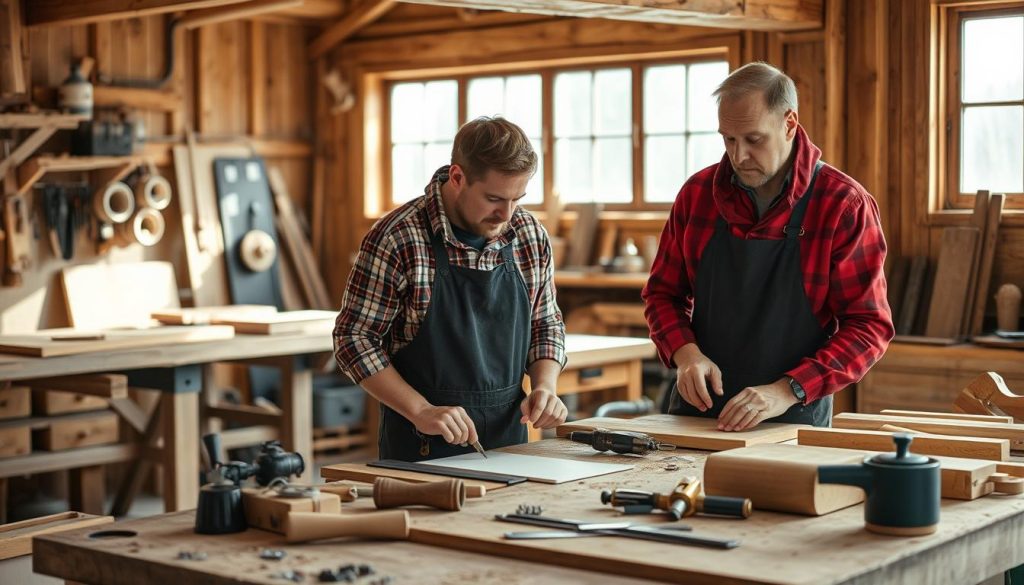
[467,77,504,120]
[391,83,424,143]
[424,142,453,178]
[962,16,1024,103]
[688,132,724,176]
[689,61,729,132]
[593,137,632,203]
[961,105,1024,193]
[522,136,543,206]
[392,144,425,204]
[423,80,458,142]
[555,137,592,202]
[554,71,592,137]
[644,65,686,134]
[594,68,632,136]
[645,135,685,202]
[505,75,542,137]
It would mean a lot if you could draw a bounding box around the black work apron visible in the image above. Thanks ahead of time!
[379,211,531,460]
[667,161,832,426]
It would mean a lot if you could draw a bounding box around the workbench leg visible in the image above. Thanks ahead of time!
[626,359,643,402]
[69,466,105,515]
[278,359,312,476]
[200,364,224,464]
[161,391,199,512]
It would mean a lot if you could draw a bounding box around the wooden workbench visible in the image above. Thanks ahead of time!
[33,437,1024,584]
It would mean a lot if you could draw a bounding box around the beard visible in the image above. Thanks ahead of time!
[735,165,774,188]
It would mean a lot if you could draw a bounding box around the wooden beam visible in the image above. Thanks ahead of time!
[0,0,25,97]
[177,0,302,29]
[397,0,822,32]
[25,0,250,28]
[308,0,398,59]
[823,0,845,168]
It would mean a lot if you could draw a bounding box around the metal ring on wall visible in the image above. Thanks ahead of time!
[93,181,135,224]
[134,174,173,211]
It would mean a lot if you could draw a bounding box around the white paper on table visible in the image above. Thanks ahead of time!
[426,451,633,484]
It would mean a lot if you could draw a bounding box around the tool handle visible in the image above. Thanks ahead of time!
[373,477,465,511]
[319,482,360,502]
[700,495,752,518]
[202,433,222,467]
[283,510,409,542]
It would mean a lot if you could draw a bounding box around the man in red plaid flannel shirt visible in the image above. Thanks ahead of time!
[643,62,894,430]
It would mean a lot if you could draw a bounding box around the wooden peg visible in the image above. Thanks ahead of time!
[283,510,409,543]
[372,477,465,511]
[987,472,1024,495]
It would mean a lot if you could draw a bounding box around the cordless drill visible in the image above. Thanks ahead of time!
[601,477,752,520]
[566,428,676,456]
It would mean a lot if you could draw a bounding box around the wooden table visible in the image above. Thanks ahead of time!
[555,270,648,289]
[0,329,334,515]
[363,334,657,453]
[33,437,1024,584]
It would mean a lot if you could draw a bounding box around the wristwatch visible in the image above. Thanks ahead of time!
[787,376,806,403]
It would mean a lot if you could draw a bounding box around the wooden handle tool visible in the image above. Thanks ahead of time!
[319,482,362,502]
[987,472,1024,495]
[373,477,465,511]
[283,510,409,542]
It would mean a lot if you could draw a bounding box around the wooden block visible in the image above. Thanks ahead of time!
[798,427,1009,461]
[151,304,277,325]
[556,414,805,451]
[897,256,928,335]
[879,409,1013,424]
[32,390,108,415]
[0,385,29,419]
[38,411,119,451]
[925,227,979,338]
[832,412,1024,451]
[703,444,866,515]
[0,512,113,561]
[0,425,29,458]
[242,488,341,534]
[211,310,336,335]
[932,455,997,500]
[24,374,127,399]
[61,262,180,330]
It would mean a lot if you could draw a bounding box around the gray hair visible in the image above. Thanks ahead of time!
[713,62,798,114]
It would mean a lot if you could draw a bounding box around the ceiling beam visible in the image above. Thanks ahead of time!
[177,0,303,29]
[308,0,397,59]
[396,0,823,32]
[25,0,251,28]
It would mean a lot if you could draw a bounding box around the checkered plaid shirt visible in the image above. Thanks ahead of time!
[334,166,566,383]
[643,125,895,403]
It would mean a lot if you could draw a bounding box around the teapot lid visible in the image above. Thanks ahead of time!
[869,433,931,466]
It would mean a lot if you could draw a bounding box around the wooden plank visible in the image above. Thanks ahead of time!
[25,0,249,28]
[24,374,128,399]
[797,427,1009,461]
[0,325,235,358]
[925,227,979,338]
[32,390,109,415]
[61,262,180,330]
[897,256,928,335]
[885,257,909,329]
[320,462,506,494]
[878,409,1014,424]
[0,0,25,97]
[555,414,805,451]
[0,512,112,561]
[0,385,29,419]
[960,191,990,336]
[248,20,266,136]
[823,0,845,167]
[39,411,119,450]
[308,0,398,59]
[151,305,278,325]
[832,412,1024,451]
[564,203,602,268]
[210,310,336,334]
[397,0,822,31]
[0,444,140,478]
[268,167,331,309]
[968,194,1005,336]
[177,0,302,29]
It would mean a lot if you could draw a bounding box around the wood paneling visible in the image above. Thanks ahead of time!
[25,0,250,28]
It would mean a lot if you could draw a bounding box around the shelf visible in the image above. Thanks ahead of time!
[0,112,87,130]
[16,154,150,197]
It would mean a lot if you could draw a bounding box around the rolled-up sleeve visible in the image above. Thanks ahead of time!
[527,235,566,369]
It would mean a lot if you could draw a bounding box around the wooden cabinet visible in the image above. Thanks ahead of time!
[857,342,1024,413]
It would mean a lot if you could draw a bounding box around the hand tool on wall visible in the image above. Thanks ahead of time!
[494,513,739,549]
[567,427,676,456]
[601,477,752,520]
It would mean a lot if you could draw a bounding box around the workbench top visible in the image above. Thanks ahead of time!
[34,438,1024,585]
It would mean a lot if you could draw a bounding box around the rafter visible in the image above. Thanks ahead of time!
[25,0,249,28]
[308,0,398,59]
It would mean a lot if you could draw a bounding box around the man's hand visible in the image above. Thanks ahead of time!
[717,378,799,431]
[409,404,479,445]
[673,343,723,412]
[520,389,568,429]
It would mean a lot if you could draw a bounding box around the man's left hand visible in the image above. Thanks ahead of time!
[520,388,568,429]
[718,379,799,431]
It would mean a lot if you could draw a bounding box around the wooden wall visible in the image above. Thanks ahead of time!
[0,14,316,333]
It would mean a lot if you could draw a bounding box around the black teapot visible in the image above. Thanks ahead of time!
[818,433,940,536]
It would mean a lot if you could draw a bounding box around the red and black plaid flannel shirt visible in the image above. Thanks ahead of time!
[642,126,894,403]
[334,166,566,384]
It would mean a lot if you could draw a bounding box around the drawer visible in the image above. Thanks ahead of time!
[38,411,119,451]
[0,386,30,420]
[33,389,108,415]
[0,425,30,458]
[557,363,630,394]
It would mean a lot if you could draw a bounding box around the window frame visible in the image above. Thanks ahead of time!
[379,50,734,214]
[943,3,1024,210]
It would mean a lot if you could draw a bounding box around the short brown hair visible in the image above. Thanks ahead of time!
[713,62,798,114]
[451,116,537,183]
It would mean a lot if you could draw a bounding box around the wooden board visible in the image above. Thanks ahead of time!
[38,411,119,451]
[61,262,180,330]
[886,256,910,329]
[879,409,1014,424]
[565,203,601,268]
[32,389,108,416]
[897,256,928,335]
[424,451,633,484]
[556,414,806,451]
[960,191,990,337]
[925,227,979,338]
[210,309,336,335]
[968,194,1005,336]
[797,427,1010,461]
[151,304,278,325]
[973,335,1024,349]
[0,511,112,561]
[832,412,1024,451]
[320,462,506,494]
[0,325,235,357]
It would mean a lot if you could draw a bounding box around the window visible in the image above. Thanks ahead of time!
[384,57,729,210]
[947,9,1024,208]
